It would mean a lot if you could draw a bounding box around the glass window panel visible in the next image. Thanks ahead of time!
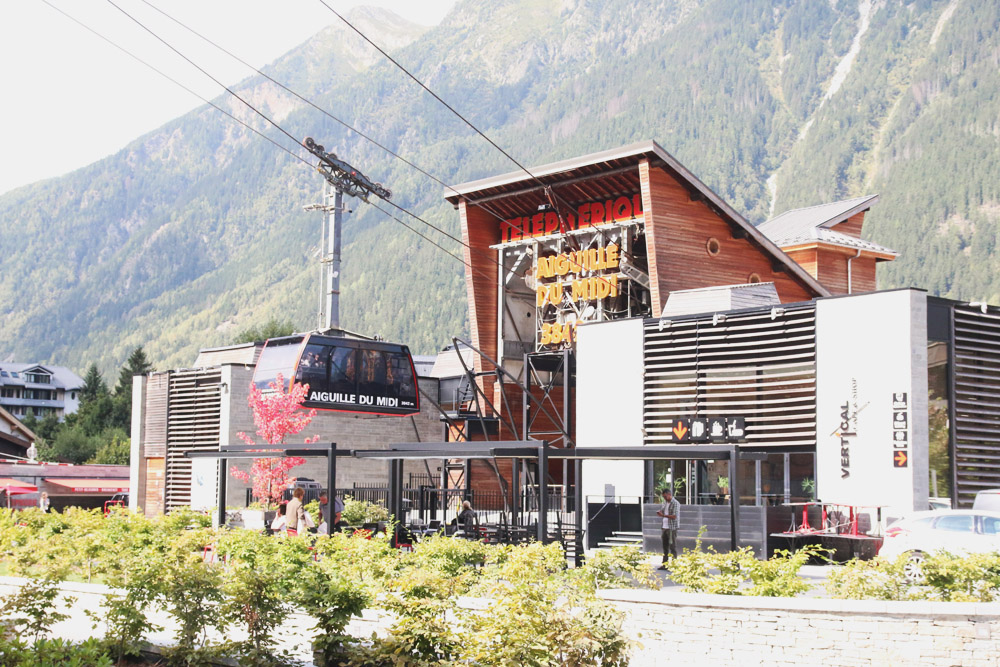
[298,343,330,390]
[934,515,974,532]
[329,347,358,395]
[387,352,417,403]
[253,340,302,391]
[789,453,815,503]
[981,516,1000,535]
[761,454,784,506]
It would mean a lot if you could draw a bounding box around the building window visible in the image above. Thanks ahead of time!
[706,238,721,257]
[747,272,762,284]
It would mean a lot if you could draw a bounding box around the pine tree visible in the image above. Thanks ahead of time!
[115,346,154,396]
[80,364,108,403]
[111,346,155,434]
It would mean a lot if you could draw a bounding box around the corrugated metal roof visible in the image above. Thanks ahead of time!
[757,195,879,244]
[660,282,782,317]
[193,343,261,367]
[778,227,898,256]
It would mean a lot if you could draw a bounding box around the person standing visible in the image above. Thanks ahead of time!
[656,489,680,569]
[38,492,50,512]
[318,491,343,533]
[285,488,307,536]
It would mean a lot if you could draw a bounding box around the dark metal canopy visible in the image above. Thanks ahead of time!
[196,440,754,551]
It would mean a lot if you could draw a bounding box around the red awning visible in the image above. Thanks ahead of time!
[45,478,130,494]
[0,478,38,495]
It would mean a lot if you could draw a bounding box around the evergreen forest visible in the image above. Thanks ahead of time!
[0,0,996,378]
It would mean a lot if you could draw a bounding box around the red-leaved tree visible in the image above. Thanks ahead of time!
[230,373,319,509]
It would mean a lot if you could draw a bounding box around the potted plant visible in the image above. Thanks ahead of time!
[717,476,730,502]
[800,477,816,500]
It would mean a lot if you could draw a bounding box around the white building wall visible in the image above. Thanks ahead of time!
[815,289,929,515]
[576,318,645,502]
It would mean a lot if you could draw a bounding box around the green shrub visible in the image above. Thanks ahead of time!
[669,532,822,596]
[0,577,73,643]
[826,557,911,601]
[296,564,368,667]
[0,636,114,667]
[919,552,1000,602]
[573,545,659,592]
[827,553,1000,602]
[340,496,390,525]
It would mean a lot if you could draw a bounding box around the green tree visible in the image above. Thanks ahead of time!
[89,429,130,465]
[231,317,296,345]
[46,427,97,464]
[111,346,154,434]
[79,364,108,404]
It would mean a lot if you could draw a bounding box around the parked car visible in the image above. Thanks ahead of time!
[928,497,951,511]
[879,509,1000,580]
[973,489,1000,511]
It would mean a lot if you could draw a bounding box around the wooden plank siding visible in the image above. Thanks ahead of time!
[459,200,501,402]
[639,159,813,312]
[785,245,879,295]
[831,211,865,238]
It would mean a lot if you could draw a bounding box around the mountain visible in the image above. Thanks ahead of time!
[0,0,996,377]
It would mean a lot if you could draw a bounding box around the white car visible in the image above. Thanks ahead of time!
[879,509,1000,579]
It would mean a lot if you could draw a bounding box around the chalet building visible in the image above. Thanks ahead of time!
[0,363,84,420]
[441,141,898,499]
[0,405,35,460]
[758,194,897,295]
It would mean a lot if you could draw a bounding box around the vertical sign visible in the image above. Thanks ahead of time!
[189,457,218,512]
[816,290,928,513]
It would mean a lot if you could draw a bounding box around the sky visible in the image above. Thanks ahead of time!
[0,0,457,196]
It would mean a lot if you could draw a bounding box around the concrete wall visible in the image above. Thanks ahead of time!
[6,575,997,667]
[600,588,1000,667]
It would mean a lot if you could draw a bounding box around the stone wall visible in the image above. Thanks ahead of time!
[599,588,1000,666]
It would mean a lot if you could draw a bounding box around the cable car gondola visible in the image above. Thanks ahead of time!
[252,333,420,416]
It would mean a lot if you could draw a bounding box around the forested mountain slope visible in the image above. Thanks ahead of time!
[0,0,993,376]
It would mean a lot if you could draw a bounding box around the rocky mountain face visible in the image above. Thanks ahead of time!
[0,0,995,375]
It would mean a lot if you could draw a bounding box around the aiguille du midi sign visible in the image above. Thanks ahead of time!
[670,416,747,443]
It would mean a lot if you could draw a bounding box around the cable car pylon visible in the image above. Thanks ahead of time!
[302,137,391,330]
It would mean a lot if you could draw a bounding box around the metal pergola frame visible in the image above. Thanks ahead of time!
[364,441,749,550]
[185,442,347,529]
[188,440,759,551]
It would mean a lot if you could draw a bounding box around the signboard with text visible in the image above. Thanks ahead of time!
[815,290,928,513]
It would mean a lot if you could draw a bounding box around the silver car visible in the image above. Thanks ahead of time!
[878,509,1000,580]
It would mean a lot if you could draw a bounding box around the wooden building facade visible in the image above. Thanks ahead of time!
[443,140,893,497]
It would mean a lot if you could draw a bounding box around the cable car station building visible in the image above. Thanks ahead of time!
[129,139,1000,556]
[445,140,999,550]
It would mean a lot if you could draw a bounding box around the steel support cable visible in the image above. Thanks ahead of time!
[97,0,507,282]
[104,0,305,155]
[314,0,642,266]
[136,0,523,266]
[366,200,499,286]
[131,0,627,308]
[41,0,502,292]
[39,0,312,169]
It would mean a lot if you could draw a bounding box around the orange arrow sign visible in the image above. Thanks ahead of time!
[894,451,908,467]
[673,421,689,440]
